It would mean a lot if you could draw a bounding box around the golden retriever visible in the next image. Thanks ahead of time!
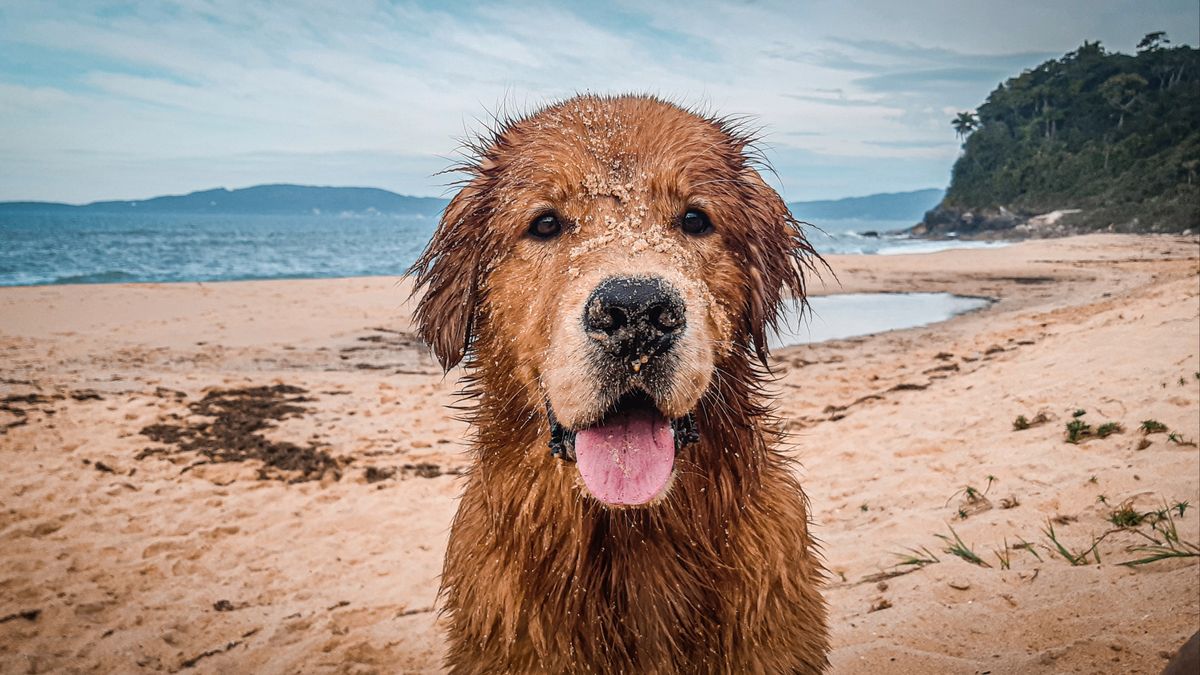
[412,94,829,673]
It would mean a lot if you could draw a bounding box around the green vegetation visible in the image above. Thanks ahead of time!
[1042,519,1103,566]
[928,33,1199,233]
[1065,418,1091,443]
[1167,432,1197,446]
[1139,419,1168,434]
[1119,502,1199,566]
[1064,409,1122,443]
[1013,537,1042,562]
[1011,413,1049,431]
[1108,500,1147,528]
[890,496,1194,578]
[893,546,940,569]
[936,525,990,567]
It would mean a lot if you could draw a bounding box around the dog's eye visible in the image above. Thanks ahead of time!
[529,213,562,239]
[680,209,712,235]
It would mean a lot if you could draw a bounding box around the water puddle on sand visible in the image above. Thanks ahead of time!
[769,292,992,348]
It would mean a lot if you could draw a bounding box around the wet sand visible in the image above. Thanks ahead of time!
[1,234,1197,673]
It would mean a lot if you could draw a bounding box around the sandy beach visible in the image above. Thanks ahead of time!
[1,233,1197,674]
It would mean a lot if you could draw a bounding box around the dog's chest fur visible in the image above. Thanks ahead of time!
[438,431,830,674]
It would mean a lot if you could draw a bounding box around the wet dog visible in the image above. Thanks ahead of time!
[412,95,829,673]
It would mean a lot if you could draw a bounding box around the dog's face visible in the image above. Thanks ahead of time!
[413,96,812,507]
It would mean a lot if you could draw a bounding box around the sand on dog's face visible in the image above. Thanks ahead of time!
[461,97,796,431]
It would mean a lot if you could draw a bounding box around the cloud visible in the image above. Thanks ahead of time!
[0,0,1196,202]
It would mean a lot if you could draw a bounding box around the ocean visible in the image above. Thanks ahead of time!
[0,212,1006,287]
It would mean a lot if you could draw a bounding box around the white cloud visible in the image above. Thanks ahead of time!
[0,0,1194,201]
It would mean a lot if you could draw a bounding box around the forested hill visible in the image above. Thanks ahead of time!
[920,33,1199,236]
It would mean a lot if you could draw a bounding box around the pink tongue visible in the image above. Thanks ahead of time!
[574,408,675,506]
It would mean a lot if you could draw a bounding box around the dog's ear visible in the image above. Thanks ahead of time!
[737,168,819,366]
[410,183,489,371]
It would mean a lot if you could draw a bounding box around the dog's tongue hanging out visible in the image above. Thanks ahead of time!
[574,406,675,506]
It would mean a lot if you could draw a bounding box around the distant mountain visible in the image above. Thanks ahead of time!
[788,188,944,222]
[3,183,947,224]
[0,184,450,216]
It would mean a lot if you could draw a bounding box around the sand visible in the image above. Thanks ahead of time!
[1,233,1197,674]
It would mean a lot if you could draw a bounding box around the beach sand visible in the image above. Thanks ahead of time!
[1,234,1197,673]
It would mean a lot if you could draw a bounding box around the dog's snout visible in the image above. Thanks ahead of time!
[583,277,685,363]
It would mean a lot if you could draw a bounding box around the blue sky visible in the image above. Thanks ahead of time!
[1,0,1196,203]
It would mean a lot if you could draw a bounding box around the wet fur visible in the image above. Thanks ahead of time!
[412,95,830,673]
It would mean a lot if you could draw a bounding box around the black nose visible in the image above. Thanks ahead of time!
[583,276,685,367]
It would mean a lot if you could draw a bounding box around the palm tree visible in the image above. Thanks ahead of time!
[951,111,979,140]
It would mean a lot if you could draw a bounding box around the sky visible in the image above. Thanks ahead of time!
[1,1,1196,203]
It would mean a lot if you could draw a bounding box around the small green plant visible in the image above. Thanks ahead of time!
[1012,412,1049,431]
[1065,410,1122,443]
[1013,536,1043,562]
[860,503,869,512]
[1066,418,1092,443]
[1140,419,1168,434]
[893,546,940,569]
[994,538,1012,569]
[947,476,997,519]
[936,525,990,567]
[1167,432,1197,446]
[1097,494,1109,505]
[1119,504,1200,566]
[1088,475,1099,484]
[1108,500,1146,528]
[948,476,995,505]
[1042,519,1104,566]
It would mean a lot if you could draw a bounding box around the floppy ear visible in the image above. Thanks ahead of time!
[738,169,819,366]
[409,183,488,371]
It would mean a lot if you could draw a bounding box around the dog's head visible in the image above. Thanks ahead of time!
[413,95,815,507]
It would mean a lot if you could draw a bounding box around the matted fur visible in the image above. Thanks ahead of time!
[411,95,829,673]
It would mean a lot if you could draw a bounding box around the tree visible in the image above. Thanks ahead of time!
[1183,159,1199,185]
[1100,73,1147,129]
[1137,31,1169,53]
[952,111,979,140]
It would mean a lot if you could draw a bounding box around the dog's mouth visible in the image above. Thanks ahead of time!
[547,391,699,506]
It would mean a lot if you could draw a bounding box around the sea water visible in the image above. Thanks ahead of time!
[0,212,438,287]
[769,293,992,348]
[0,212,1007,287]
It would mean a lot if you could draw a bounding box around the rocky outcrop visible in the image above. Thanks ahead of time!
[910,205,1023,238]
[912,204,1195,239]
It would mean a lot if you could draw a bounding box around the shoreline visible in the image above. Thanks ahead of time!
[1,233,1197,673]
